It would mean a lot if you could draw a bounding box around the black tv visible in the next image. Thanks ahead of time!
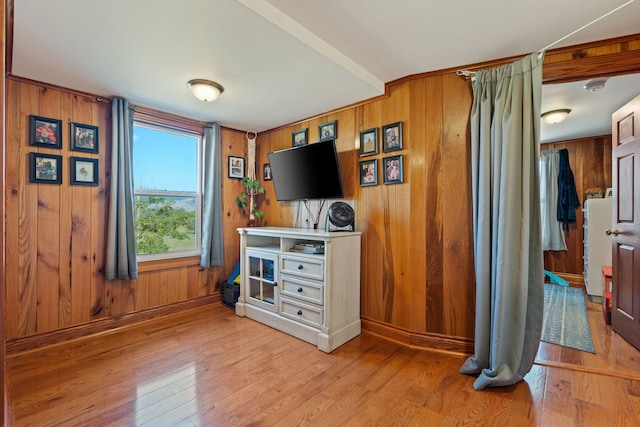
[267,139,344,201]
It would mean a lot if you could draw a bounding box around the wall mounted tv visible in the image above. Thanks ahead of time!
[267,139,344,201]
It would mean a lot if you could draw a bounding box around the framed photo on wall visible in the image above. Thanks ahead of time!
[359,128,378,156]
[263,163,272,181]
[318,120,337,141]
[292,128,308,147]
[228,156,245,179]
[382,121,403,152]
[382,154,403,184]
[70,157,99,186]
[71,122,99,153]
[29,152,62,184]
[359,159,378,187]
[29,115,62,149]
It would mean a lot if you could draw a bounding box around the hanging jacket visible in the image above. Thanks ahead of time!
[556,148,580,230]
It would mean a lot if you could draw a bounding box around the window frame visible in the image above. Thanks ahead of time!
[132,114,205,263]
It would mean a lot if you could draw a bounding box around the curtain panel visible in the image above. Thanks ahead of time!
[105,98,138,281]
[200,123,224,267]
[459,52,545,390]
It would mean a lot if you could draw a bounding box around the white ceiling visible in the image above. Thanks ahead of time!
[10,0,640,140]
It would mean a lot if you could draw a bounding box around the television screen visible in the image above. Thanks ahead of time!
[267,139,344,201]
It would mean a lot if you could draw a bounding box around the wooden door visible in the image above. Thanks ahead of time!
[611,94,640,350]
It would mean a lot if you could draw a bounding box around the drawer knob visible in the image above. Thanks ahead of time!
[297,310,303,315]
[297,264,304,270]
[297,287,303,292]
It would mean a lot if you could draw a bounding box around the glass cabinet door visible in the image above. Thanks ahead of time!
[245,250,279,312]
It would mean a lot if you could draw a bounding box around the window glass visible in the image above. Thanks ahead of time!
[133,122,202,259]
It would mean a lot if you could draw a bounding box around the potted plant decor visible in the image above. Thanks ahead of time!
[235,176,264,223]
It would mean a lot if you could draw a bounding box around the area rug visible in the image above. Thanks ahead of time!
[541,283,595,353]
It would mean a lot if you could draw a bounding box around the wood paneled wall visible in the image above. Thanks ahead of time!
[256,74,476,341]
[541,135,613,278]
[4,79,248,341]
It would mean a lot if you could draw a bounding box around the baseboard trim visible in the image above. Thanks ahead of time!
[6,295,220,355]
[361,318,473,357]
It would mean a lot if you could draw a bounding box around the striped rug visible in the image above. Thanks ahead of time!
[541,284,595,353]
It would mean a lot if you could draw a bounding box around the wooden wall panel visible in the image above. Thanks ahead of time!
[541,135,613,278]
[4,79,242,341]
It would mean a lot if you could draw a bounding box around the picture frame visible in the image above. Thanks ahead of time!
[359,159,378,187]
[318,120,337,141]
[382,121,403,152]
[29,152,62,184]
[70,122,99,153]
[382,155,404,184]
[29,115,62,149]
[292,128,308,147]
[70,156,99,186]
[359,128,378,157]
[263,163,273,181]
[228,156,245,179]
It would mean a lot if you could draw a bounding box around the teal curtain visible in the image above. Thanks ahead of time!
[459,52,545,390]
[200,123,224,267]
[105,98,138,280]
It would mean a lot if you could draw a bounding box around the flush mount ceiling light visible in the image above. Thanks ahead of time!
[187,79,224,102]
[541,109,571,124]
[584,78,608,92]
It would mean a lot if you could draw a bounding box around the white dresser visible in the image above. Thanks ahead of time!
[583,198,612,297]
[236,227,361,352]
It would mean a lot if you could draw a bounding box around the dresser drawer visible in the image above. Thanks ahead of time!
[281,275,324,306]
[280,254,324,281]
[280,297,323,328]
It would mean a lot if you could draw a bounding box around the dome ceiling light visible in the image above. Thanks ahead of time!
[187,79,224,102]
[541,109,571,124]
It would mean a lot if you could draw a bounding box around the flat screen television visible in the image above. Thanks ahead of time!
[267,139,344,201]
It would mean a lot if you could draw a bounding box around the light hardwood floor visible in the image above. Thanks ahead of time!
[7,302,640,427]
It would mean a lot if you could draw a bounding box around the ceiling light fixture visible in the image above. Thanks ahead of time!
[541,109,571,124]
[187,79,224,102]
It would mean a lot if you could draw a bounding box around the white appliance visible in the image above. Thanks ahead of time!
[583,198,613,297]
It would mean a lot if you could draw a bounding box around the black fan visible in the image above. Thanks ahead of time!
[325,202,355,232]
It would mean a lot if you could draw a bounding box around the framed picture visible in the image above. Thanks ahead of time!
[292,128,308,147]
[70,122,99,153]
[359,159,378,187]
[70,156,99,186]
[29,115,62,149]
[382,121,403,152]
[318,120,337,141]
[382,155,403,184]
[359,128,378,156]
[263,163,272,181]
[29,152,62,184]
[228,156,245,179]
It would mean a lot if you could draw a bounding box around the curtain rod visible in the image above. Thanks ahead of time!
[456,0,635,80]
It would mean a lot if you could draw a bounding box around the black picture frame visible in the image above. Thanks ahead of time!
[263,163,272,181]
[70,157,99,186]
[70,122,99,153]
[318,120,337,141]
[29,152,62,184]
[382,121,403,152]
[359,128,378,156]
[292,128,308,147]
[382,155,403,185]
[29,115,62,149]
[359,159,378,187]
[228,156,245,179]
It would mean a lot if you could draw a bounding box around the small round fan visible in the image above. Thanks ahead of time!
[325,202,355,231]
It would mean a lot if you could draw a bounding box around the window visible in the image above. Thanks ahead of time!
[133,120,202,261]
